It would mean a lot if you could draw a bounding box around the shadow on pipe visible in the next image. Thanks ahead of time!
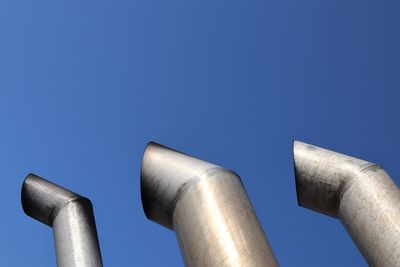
[141,142,278,267]
[21,174,103,267]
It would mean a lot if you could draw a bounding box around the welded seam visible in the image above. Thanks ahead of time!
[337,163,381,207]
[169,167,237,222]
[49,196,92,226]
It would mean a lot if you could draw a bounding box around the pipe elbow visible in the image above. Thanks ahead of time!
[293,141,377,217]
[21,173,91,227]
[141,142,237,230]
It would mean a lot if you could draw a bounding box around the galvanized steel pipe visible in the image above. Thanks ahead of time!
[21,174,103,267]
[294,141,400,267]
[141,142,278,267]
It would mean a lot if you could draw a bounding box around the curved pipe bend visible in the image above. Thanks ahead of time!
[141,142,232,229]
[294,140,400,267]
[22,173,92,226]
[21,174,103,267]
[293,140,376,217]
[141,142,278,267]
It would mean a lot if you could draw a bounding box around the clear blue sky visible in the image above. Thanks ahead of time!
[1,1,399,266]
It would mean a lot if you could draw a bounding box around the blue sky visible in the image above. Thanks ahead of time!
[1,1,399,266]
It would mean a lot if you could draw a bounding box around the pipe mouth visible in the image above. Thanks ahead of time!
[140,142,220,230]
[292,141,302,207]
[21,173,90,227]
[21,173,34,218]
[293,141,343,217]
[140,142,156,222]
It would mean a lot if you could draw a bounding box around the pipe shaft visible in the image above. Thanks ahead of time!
[141,142,278,267]
[22,174,103,267]
[339,167,400,266]
[294,141,400,267]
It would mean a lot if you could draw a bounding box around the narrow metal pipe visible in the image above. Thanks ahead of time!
[294,141,400,267]
[21,174,103,267]
[141,142,278,267]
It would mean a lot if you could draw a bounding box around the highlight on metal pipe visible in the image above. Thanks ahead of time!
[21,173,103,267]
[293,141,400,267]
[141,142,278,267]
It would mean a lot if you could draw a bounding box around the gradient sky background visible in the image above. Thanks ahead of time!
[1,1,400,266]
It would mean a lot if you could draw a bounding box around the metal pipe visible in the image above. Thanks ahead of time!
[21,174,103,267]
[141,142,278,267]
[294,141,400,267]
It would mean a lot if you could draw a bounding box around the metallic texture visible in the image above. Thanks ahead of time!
[294,141,400,267]
[141,142,278,267]
[21,174,103,267]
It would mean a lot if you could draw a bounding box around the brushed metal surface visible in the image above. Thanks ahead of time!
[141,142,278,267]
[294,141,400,267]
[22,174,103,267]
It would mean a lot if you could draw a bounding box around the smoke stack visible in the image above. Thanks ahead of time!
[294,141,400,267]
[141,142,278,267]
[21,174,103,267]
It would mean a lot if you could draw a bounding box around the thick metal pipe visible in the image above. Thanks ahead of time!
[141,142,278,267]
[21,174,103,267]
[294,141,400,267]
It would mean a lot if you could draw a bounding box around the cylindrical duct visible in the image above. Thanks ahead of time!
[294,141,400,267]
[21,174,103,267]
[141,142,278,267]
